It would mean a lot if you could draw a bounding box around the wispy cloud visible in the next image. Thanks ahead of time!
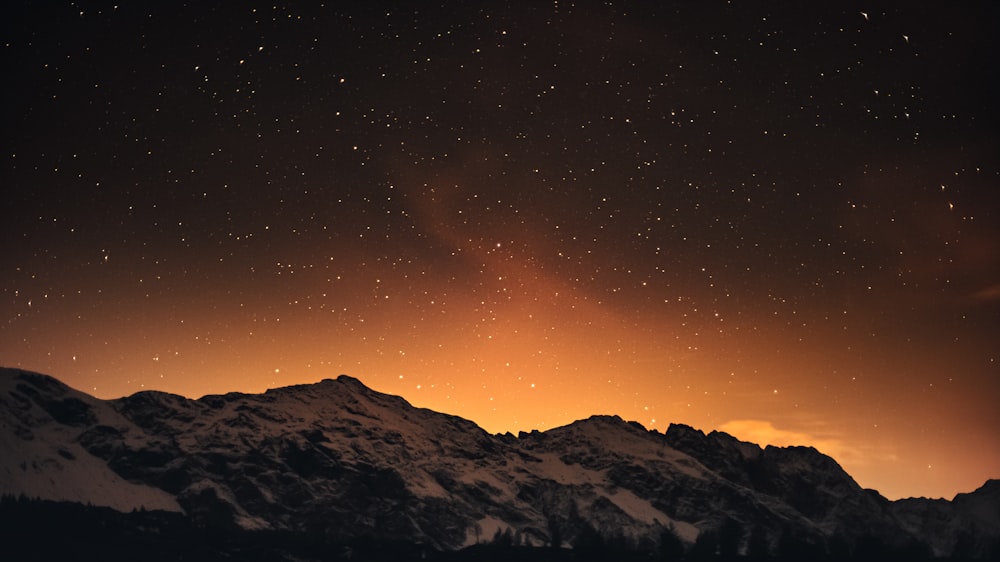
[718,419,864,467]
[973,283,1000,301]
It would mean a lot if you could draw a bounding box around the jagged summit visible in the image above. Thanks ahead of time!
[267,373,365,392]
[2,367,997,558]
[966,478,1000,497]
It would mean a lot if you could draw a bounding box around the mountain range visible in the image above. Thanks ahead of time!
[1,367,997,560]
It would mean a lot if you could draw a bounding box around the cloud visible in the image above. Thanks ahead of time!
[718,419,863,466]
[973,283,1000,301]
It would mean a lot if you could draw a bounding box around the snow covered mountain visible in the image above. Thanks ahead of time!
[1,367,997,558]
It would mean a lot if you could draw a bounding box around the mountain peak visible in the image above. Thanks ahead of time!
[576,413,627,427]
[665,422,705,438]
[332,374,377,394]
[259,373,376,400]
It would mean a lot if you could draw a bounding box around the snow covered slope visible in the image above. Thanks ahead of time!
[0,370,181,512]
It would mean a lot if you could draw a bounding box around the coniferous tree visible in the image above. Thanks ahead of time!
[688,529,718,561]
[547,515,563,549]
[572,522,606,560]
[718,517,743,560]
[746,526,770,561]
[658,525,685,561]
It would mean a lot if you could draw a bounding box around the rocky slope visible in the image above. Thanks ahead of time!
[1,367,997,557]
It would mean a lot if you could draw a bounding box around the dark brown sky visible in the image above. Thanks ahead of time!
[3,2,999,500]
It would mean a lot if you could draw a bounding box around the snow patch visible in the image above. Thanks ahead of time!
[0,433,181,513]
[604,488,669,525]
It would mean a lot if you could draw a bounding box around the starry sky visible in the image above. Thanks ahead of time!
[3,2,999,501]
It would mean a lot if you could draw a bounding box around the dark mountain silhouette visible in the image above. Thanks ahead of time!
[1,367,997,560]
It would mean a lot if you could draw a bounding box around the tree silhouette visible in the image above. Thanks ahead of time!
[718,517,743,560]
[491,526,514,547]
[746,526,770,561]
[547,515,562,549]
[572,522,606,560]
[658,524,684,561]
[688,528,718,561]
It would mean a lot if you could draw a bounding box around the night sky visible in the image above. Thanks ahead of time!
[3,2,999,500]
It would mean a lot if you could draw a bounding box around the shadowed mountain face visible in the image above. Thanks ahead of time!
[1,368,997,559]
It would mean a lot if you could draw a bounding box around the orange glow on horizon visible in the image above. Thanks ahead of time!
[6,278,998,502]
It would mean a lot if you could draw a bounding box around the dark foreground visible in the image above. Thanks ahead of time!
[2,496,996,562]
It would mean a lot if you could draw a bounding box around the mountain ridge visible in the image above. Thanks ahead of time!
[1,367,997,559]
